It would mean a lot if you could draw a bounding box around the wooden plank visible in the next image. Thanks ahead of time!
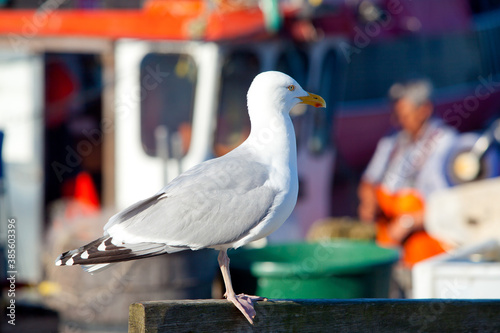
[129,299,500,333]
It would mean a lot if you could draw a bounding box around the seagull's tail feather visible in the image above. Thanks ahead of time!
[55,236,182,273]
[82,263,114,274]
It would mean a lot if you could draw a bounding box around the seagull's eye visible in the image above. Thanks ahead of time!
[287,85,295,91]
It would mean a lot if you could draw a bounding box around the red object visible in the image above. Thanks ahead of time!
[74,171,100,209]
[61,171,100,218]
[45,59,79,128]
[375,187,446,267]
[0,1,268,41]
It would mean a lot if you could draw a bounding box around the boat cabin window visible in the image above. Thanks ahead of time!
[276,47,308,86]
[44,53,104,211]
[140,53,197,158]
[342,32,485,102]
[215,50,260,157]
[275,47,309,148]
[309,49,339,154]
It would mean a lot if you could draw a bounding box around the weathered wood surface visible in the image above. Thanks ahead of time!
[129,299,500,332]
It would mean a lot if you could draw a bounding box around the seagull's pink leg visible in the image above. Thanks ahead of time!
[218,250,266,324]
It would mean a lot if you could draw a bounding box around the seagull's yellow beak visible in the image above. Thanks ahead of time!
[298,92,326,108]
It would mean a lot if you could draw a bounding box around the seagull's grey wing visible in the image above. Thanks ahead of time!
[104,154,278,249]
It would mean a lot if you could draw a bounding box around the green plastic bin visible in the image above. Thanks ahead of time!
[230,240,399,299]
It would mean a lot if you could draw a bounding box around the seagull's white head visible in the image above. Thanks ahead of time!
[247,71,326,122]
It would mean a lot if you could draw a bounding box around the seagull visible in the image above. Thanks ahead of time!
[55,71,326,324]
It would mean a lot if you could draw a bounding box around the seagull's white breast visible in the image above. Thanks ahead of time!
[230,113,299,248]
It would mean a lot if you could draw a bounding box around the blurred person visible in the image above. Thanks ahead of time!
[358,79,457,267]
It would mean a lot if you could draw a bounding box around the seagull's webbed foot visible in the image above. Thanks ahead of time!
[218,249,267,324]
[225,293,267,324]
